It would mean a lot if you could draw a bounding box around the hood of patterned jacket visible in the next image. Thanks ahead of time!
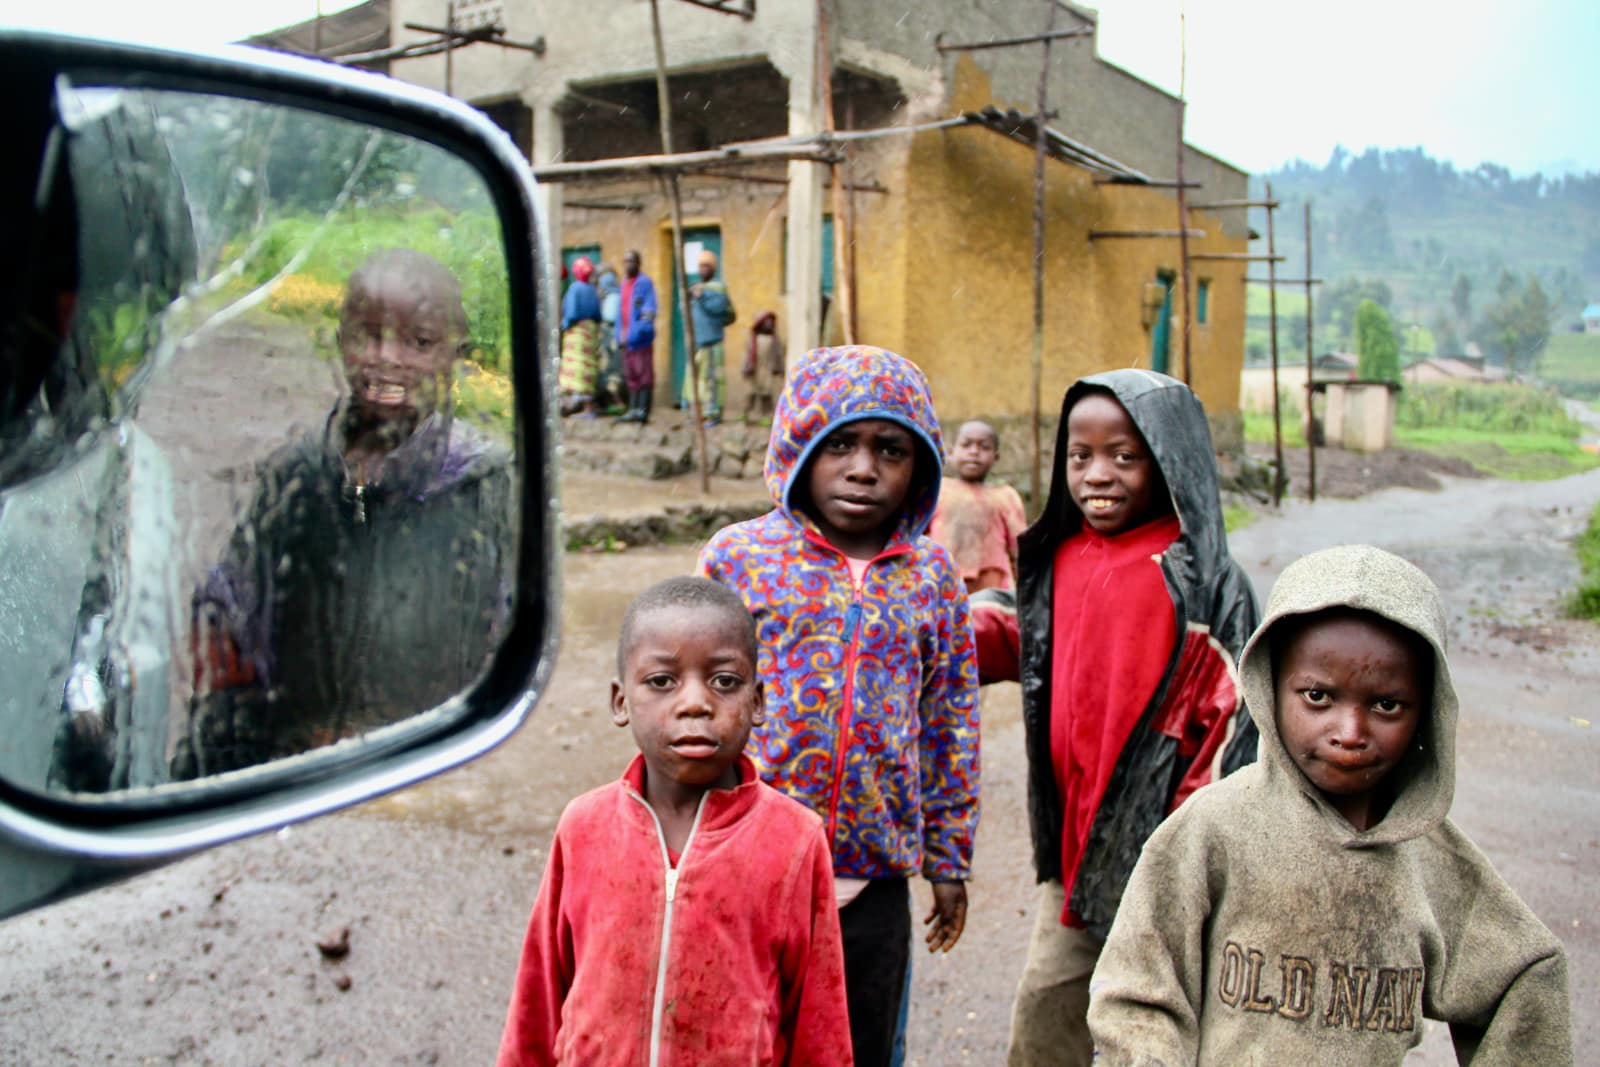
[764,344,946,542]
[1016,368,1260,933]
[1239,543,1456,846]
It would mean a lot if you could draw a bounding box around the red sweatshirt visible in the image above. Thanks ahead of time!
[496,756,853,1067]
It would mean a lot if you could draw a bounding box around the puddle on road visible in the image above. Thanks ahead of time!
[363,546,704,839]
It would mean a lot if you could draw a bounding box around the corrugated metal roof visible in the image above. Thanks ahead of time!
[962,106,1150,182]
[245,0,390,59]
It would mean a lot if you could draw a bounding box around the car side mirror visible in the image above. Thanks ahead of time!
[0,30,558,917]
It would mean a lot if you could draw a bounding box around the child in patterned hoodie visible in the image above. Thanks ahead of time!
[698,345,981,1067]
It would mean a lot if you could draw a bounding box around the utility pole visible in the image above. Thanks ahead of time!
[649,0,711,491]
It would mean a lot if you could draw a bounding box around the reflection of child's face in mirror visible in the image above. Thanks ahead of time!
[337,250,467,428]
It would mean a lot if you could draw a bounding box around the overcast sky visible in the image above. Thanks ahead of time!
[11,0,1597,177]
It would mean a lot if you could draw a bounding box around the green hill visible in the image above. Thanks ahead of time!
[1241,148,1599,378]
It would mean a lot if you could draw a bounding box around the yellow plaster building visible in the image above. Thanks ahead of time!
[387,0,1251,435]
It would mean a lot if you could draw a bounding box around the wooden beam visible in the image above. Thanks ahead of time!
[935,26,1094,52]
[1188,253,1284,262]
[1096,177,1201,188]
[1088,229,1205,240]
[1189,198,1279,210]
[532,142,840,181]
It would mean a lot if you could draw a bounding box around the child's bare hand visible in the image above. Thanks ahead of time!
[923,880,967,953]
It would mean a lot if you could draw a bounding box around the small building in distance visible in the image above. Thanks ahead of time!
[1583,303,1600,335]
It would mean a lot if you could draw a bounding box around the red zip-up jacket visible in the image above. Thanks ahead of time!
[496,756,853,1067]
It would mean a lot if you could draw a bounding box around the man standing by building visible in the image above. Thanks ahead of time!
[615,249,657,424]
[685,248,736,427]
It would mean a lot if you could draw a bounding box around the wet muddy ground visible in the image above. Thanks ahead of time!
[3,457,1596,1063]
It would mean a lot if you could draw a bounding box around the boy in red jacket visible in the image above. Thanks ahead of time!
[496,577,852,1067]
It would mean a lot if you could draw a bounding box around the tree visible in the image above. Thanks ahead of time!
[1431,314,1460,358]
[1355,299,1400,381]
[1451,273,1473,325]
[1478,275,1555,373]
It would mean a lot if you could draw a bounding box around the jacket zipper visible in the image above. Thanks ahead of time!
[809,535,912,849]
[627,788,709,1067]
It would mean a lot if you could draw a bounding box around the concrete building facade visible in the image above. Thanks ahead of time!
[385,0,1251,426]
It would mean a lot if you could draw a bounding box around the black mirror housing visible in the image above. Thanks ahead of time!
[0,29,559,917]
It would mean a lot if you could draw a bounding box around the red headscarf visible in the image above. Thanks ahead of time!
[571,256,594,283]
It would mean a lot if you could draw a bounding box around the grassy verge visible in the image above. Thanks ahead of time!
[1241,408,1307,448]
[1570,503,1600,620]
[1394,427,1600,480]
[1223,503,1257,533]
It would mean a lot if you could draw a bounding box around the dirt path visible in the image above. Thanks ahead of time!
[2,472,1595,1064]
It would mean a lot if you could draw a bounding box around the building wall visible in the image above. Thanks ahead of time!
[386,0,1248,420]
[897,58,1247,425]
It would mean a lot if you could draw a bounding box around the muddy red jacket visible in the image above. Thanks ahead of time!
[698,345,980,881]
[496,756,852,1067]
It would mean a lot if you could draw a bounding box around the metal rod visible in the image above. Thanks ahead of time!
[566,199,646,212]
[1029,0,1058,514]
[845,85,860,344]
[1188,253,1285,261]
[649,0,710,492]
[1088,229,1205,240]
[404,21,547,53]
[1096,177,1201,188]
[1189,199,1279,210]
[674,0,755,18]
[818,0,855,344]
[532,142,840,181]
[444,1,454,97]
[689,168,889,195]
[935,26,1093,52]
[1246,276,1322,285]
[1176,6,1192,386]
[1304,200,1317,503]
[1266,179,1283,507]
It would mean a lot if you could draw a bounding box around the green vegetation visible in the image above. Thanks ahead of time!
[1395,382,1580,435]
[1241,407,1307,449]
[1394,382,1597,479]
[1393,427,1599,480]
[232,208,512,371]
[1355,299,1400,381]
[1537,333,1600,399]
[1570,503,1600,620]
[1223,503,1257,533]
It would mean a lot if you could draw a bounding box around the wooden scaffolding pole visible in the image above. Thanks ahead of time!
[1304,201,1318,502]
[1028,0,1058,514]
[817,0,855,343]
[1265,180,1284,506]
[1175,2,1193,384]
[649,0,711,492]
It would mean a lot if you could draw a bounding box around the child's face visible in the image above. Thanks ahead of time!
[950,423,999,483]
[610,605,764,796]
[338,274,464,424]
[803,418,918,558]
[1274,613,1426,830]
[1064,392,1167,534]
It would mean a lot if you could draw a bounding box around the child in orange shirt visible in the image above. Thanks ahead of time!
[929,420,1027,593]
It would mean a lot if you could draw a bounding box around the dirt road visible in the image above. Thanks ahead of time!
[3,470,1596,1065]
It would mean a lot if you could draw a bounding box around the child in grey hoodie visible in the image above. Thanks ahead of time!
[1088,544,1571,1065]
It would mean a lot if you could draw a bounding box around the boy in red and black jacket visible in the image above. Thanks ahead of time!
[1003,369,1259,1067]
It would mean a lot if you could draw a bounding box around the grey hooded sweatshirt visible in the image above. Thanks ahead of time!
[1088,545,1571,1065]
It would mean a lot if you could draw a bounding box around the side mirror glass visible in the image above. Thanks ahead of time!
[0,31,556,916]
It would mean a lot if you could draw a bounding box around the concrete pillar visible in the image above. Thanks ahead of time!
[780,9,825,363]
[531,99,564,268]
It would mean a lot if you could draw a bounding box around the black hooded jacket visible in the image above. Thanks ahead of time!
[1017,369,1259,938]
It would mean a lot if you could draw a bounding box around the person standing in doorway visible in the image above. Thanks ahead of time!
[615,249,656,425]
[685,248,736,427]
